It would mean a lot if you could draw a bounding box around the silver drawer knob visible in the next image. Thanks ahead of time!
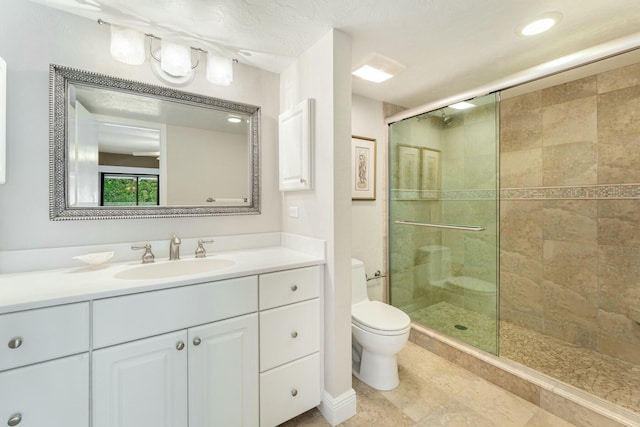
[290,284,298,291]
[193,337,201,346]
[8,413,22,426]
[291,331,298,338]
[291,389,298,397]
[176,341,185,351]
[8,337,23,349]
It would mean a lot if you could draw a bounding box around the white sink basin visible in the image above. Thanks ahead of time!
[115,258,235,280]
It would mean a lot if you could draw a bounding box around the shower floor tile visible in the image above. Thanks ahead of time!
[500,321,640,414]
[408,302,640,415]
[408,301,498,353]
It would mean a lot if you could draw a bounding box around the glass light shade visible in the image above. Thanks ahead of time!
[521,18,556,36]
[206,52,233,86]
[160,40,192,77]
[110,25,146,65]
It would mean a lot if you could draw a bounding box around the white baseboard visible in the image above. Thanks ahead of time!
[318,388,357,426]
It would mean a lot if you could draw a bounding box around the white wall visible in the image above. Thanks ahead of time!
[166,126,247,204]
[280,29,355,423]
[0,1,280,252]
[351,94,387,302]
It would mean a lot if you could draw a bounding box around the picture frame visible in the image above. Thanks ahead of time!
[351,135,376,200]
[397,145,421,198]
[420,147,441,194]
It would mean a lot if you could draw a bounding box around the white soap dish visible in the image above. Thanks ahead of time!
[73,251,114,268]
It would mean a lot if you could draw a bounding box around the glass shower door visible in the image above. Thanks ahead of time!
[388,93,499,354]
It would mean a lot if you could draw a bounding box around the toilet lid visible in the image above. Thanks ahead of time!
[352,301,411,332]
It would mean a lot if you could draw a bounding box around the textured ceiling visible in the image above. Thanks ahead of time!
[29,0,640,108]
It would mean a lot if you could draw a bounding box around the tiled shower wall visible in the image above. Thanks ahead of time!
[499,61,640,365]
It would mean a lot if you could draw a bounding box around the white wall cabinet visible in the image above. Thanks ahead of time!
[279,98,314,191]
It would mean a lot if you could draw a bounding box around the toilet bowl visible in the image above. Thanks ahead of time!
[351,258,410,391]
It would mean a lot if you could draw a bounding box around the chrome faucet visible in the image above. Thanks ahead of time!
[169,234,181,260]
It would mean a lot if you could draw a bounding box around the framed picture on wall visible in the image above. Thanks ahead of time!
[351,135,376,200]
[397,145,421,198]
[420,148,441,194]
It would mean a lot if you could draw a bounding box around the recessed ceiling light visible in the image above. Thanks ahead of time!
[449,101,476,110]
[352,65,393,83]
[519,12,563,36]
[227,116,242,123]
[352,53,405,83]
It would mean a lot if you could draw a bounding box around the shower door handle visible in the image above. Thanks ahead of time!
[395,220,485,232]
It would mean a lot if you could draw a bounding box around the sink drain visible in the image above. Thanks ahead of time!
[454,324,468,330]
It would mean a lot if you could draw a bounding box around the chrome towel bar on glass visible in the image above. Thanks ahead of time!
[395,220,485,232]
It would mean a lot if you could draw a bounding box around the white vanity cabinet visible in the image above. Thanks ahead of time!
[0,251,324,427]
[91,276,259,427]
[258,266,322,427]
[0,303,90,427]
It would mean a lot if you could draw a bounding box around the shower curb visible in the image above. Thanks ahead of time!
[409,323,640,427]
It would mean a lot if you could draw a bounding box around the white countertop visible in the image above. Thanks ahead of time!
[0,246,324,314]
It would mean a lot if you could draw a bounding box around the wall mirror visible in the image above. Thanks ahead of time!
[49,64,260,220]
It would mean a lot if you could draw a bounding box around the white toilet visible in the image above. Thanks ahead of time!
[351,258,411,391]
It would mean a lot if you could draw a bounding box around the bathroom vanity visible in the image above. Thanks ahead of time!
[0,242,324,427]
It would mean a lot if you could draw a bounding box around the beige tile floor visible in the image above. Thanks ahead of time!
[279,341,575,427]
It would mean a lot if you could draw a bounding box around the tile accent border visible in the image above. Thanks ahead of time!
[409,324,640,427]
[392,184,640,201]
[500,184,640,200]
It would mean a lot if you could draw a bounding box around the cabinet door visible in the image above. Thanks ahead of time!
[188,313,259,427]
[278,98,313,191]
[92,330,188,427]
[0,353,89,427]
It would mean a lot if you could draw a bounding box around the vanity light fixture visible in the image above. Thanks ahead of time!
[159,39,192,77]
[519,12,563,36]
[99,19,235,87]
[206,51,234,86]
[110,24,146,65]
[352,52,405,83]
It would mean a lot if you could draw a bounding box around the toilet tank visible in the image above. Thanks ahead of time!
[351,258,369,305]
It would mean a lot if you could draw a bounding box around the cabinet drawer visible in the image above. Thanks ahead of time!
[0,353,89,427]
[259,266,320,310]
[260,299,319,371]
[260,352,320,427]
[0,303,89,371]
[93,276,257,349]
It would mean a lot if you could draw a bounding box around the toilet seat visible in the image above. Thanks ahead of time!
[352,301,411,336]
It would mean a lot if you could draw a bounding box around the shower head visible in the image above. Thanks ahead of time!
[440,109,453,126]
